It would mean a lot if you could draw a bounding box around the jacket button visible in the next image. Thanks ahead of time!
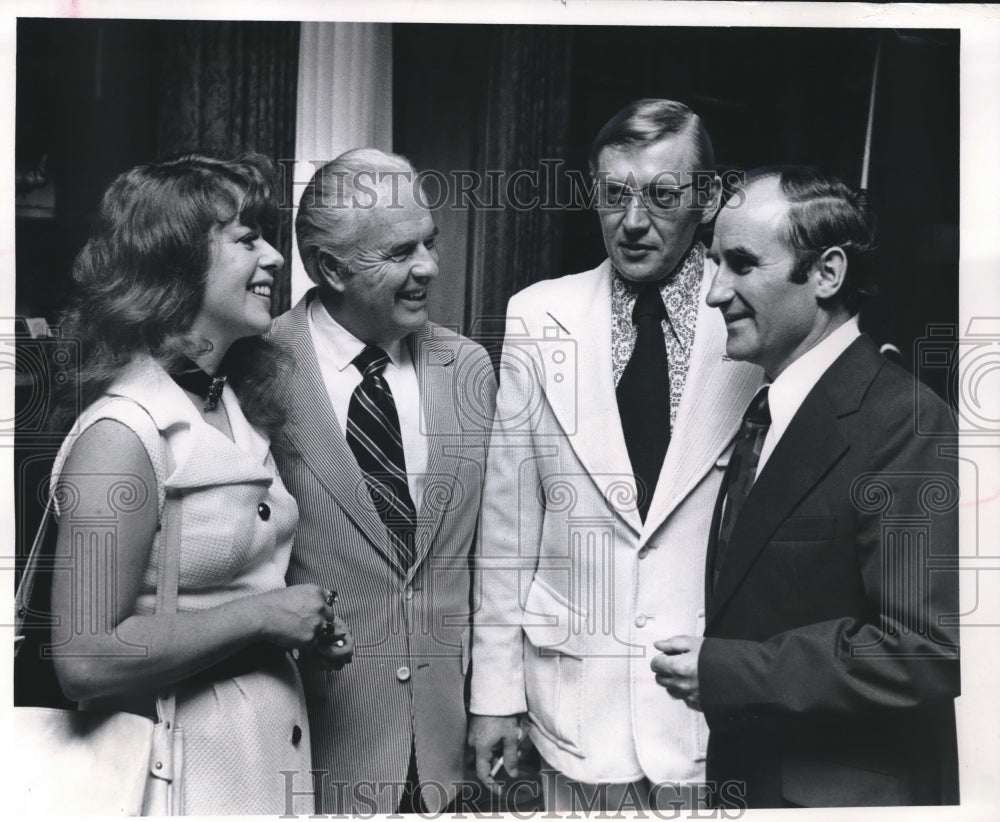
[291,724,302,745]
[637,546,649,559]
[396,665,411,681]
[404,587,414,601]
[634,614,648,628]
[258,502,271,521]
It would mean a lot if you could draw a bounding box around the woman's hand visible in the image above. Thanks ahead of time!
[256,584,338,649]
[50,421,353,701]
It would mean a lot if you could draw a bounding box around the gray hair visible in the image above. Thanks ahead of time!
[295,148,415,285]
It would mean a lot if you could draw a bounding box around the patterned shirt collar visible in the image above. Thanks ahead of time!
[609,242,705,424]
[610,241,704,349]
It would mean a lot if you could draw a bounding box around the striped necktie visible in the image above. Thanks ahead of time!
[711,386,771,591]
[346,345,417,568]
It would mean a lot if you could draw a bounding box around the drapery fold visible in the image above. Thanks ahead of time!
[155,21,300,314]
[465,26,573,339]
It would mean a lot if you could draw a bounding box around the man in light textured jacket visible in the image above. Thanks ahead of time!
[469,99,761,811]
[272,149,496,814]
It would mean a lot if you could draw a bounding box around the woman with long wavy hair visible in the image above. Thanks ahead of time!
[47,154,352,815]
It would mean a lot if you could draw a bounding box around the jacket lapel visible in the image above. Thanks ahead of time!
[406,325,459,581]
[641,263,763,541]
[543,262,643,534]
[706,336,883,626]
[273,294,407,576]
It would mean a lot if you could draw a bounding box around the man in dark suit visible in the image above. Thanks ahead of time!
[270,149,496,814]
[650,167,960,807]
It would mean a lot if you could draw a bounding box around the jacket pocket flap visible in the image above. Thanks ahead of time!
[782,755,901,806]
[521,576,587,659]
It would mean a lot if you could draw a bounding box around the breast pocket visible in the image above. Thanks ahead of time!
[766,516,849,617]
[521,577,588,758]
[770,516,837,543]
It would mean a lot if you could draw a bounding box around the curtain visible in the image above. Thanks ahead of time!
[155,21,300,314]
[465,26,573,343]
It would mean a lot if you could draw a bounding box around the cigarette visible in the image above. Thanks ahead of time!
[489,757,504,779]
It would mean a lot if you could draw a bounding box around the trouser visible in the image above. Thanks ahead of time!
[397,740,461,814]
[541,759,708,813]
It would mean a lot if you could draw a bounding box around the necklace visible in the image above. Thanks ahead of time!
[170,360,228,411]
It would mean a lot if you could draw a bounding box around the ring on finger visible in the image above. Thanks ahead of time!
[325,589,338,607]
[317,621,337,642]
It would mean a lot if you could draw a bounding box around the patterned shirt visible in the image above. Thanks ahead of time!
[610,242,704,426]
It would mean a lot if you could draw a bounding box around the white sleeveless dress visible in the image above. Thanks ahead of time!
[51,357,315,815]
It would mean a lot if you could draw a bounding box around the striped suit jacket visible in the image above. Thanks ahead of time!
[269,292,496,814]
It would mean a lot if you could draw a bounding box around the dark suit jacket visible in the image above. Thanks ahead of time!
[269,292,496,813]
[700,334,960,808]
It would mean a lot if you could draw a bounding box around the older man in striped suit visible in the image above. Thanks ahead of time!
[270,148,496,814]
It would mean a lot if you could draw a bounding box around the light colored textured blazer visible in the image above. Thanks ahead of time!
[270,292,496,814]
[470,257,762,785]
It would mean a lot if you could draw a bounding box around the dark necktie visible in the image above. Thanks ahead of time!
[346,345,417,568]
[711,387,771,591]
[616,283,671,522]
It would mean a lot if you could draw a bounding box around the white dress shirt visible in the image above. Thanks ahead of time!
[308,297,427,511]
[755,316,861,480]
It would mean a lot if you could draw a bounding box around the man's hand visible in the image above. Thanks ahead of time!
[651,635,704,711]
[469,713,522,793]
[314,614,355,670]
[296,614,355,672]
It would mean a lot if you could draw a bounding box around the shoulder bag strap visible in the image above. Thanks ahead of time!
[146,439,185,815]
[13,497,56,655]
[153,440,180,732]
